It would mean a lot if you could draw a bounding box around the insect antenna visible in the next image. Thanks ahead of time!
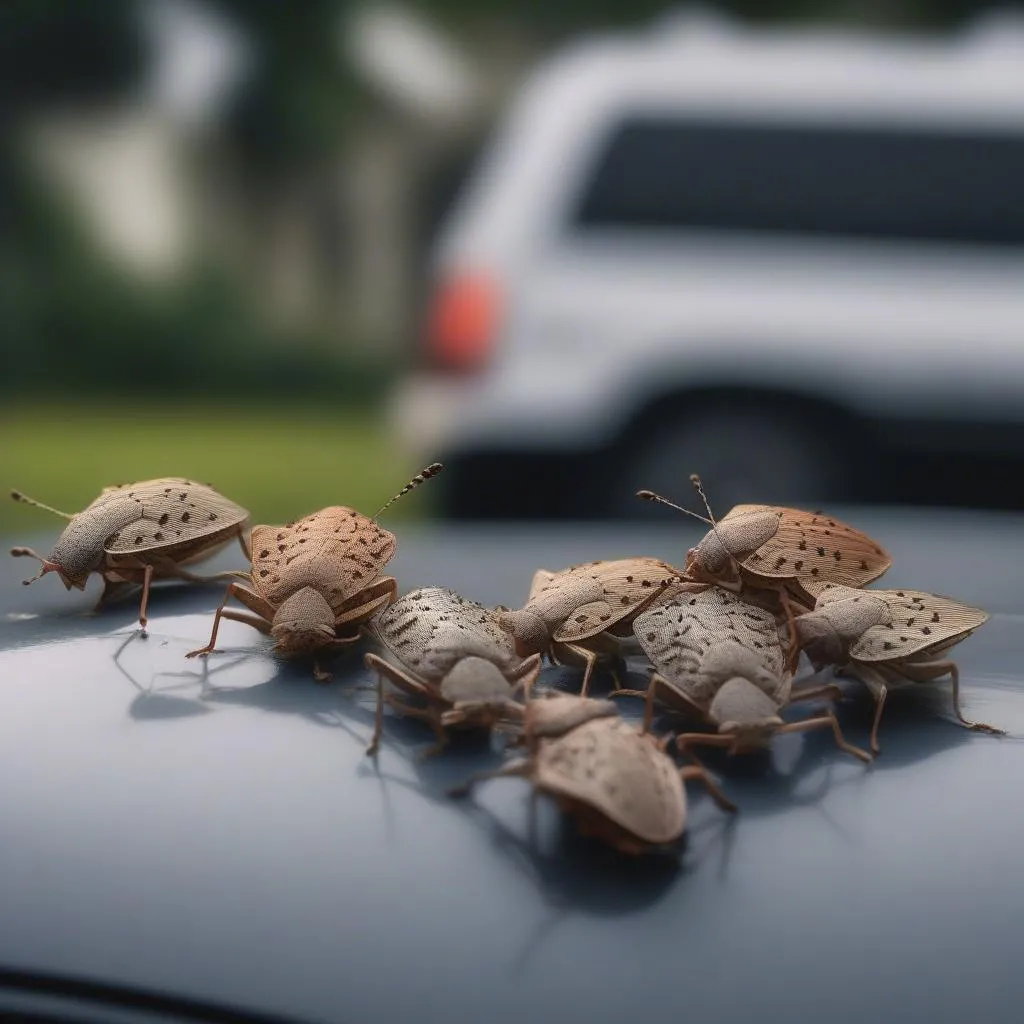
[373,463,444,520]
[9,546,59,584]
[636,489,713,525]
[10,490,73,520]
[688,473,743,579]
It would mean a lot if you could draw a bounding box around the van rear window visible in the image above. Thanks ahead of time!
[571,116,1024,246]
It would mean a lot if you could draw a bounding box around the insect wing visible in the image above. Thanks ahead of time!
[248,507,396,610]
[550,558,681,644]
[535,720,685,845]
[375,587,520,681]
[731,506,890,596]
[845,590,989,663]
[634,588,786,709]
[102,479,247,555]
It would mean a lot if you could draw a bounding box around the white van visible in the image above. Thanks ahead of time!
[390,11,1024,517]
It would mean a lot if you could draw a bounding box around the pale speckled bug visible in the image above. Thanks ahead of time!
[638,475,892,667]
[185,465,442,681]
[449,681,737,856]
[794,584,1005,754]
[497,558,683,696]
[10,479,249,630]
[624,587,872,764]
[363,586,543,757]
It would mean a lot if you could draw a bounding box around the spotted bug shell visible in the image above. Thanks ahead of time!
[101,479,247,553]
[524,558,682,644]
[248,506,395,612]
[533,718,686,846]
[526,692,618,739]
[634,587,787,710]
[690,505,891,602]
[814,584,988,665]
[371,586,522,684]
[48,478,247,581]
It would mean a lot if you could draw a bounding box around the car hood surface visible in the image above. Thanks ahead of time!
[2,510,1024,1024]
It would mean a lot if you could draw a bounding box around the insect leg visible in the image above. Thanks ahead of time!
[835,662,887,755]
[185,583,271,657]
[776,712,872,764]
[676,733,734,760]
[643,673,679,735]
[237,528,252,562]
[162,565,252,585]
[384,694,448,758]
[137,564,155,632]
[787,682,845,705]
[679,765,738,814]
[894,660,1006,737]
[777,588,801,672]
[555,642,600,696]
[363,652,435,756]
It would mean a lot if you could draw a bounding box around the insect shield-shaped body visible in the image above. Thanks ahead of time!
[638,476,892,664]
[794,585,1004,754]
[186,465,442,681]
[449,688,736,856]
[497,558,682,695]
[363,586,543,757]
[10,480,249,629]
[630,588,872,764]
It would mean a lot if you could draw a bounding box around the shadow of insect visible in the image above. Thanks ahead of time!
[117,631,375,742]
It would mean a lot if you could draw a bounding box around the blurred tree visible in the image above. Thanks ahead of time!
[214,0,369,181]
[0,0,147,113]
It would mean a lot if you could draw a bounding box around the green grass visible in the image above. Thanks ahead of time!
[0,401,425,536]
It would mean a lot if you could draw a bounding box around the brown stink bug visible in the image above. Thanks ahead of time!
[626,587,872,764]
[638,474,892,664]
[10,480,249,629]
[794,584,1004,755]
[363,585,543,757]
[497,558,683,695]
[449,681,737,856]
[185,464,442,681]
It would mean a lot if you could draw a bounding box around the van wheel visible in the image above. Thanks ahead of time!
[612,406,850,518]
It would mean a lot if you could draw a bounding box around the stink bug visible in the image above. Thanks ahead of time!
[627,588,872,764]
[185,464,442,681]
[497,558,682,695]
[363,585,543,757]
[449,682,736,856]
[10,480,249,629]
[794,584,1004,754]
[638,474,892,665]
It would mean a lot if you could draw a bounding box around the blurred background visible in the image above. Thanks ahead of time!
[2,0,1023,531]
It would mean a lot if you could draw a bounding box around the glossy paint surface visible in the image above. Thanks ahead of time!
[2,510,1024,1023]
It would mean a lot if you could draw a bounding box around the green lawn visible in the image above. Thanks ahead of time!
[0,402,425,537]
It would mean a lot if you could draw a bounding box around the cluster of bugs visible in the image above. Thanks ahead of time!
[10,470,1005,857]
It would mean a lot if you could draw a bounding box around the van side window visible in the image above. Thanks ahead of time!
[571,116,1024,246]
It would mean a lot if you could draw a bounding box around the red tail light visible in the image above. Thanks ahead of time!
[426,271,500,373]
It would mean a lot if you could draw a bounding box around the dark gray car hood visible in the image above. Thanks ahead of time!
[2,509,1023,1023]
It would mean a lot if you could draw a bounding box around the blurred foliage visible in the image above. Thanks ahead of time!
[0,0,148,112]
[216,0,371,180]
[0,402,417,536]
[0,152,393,402]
